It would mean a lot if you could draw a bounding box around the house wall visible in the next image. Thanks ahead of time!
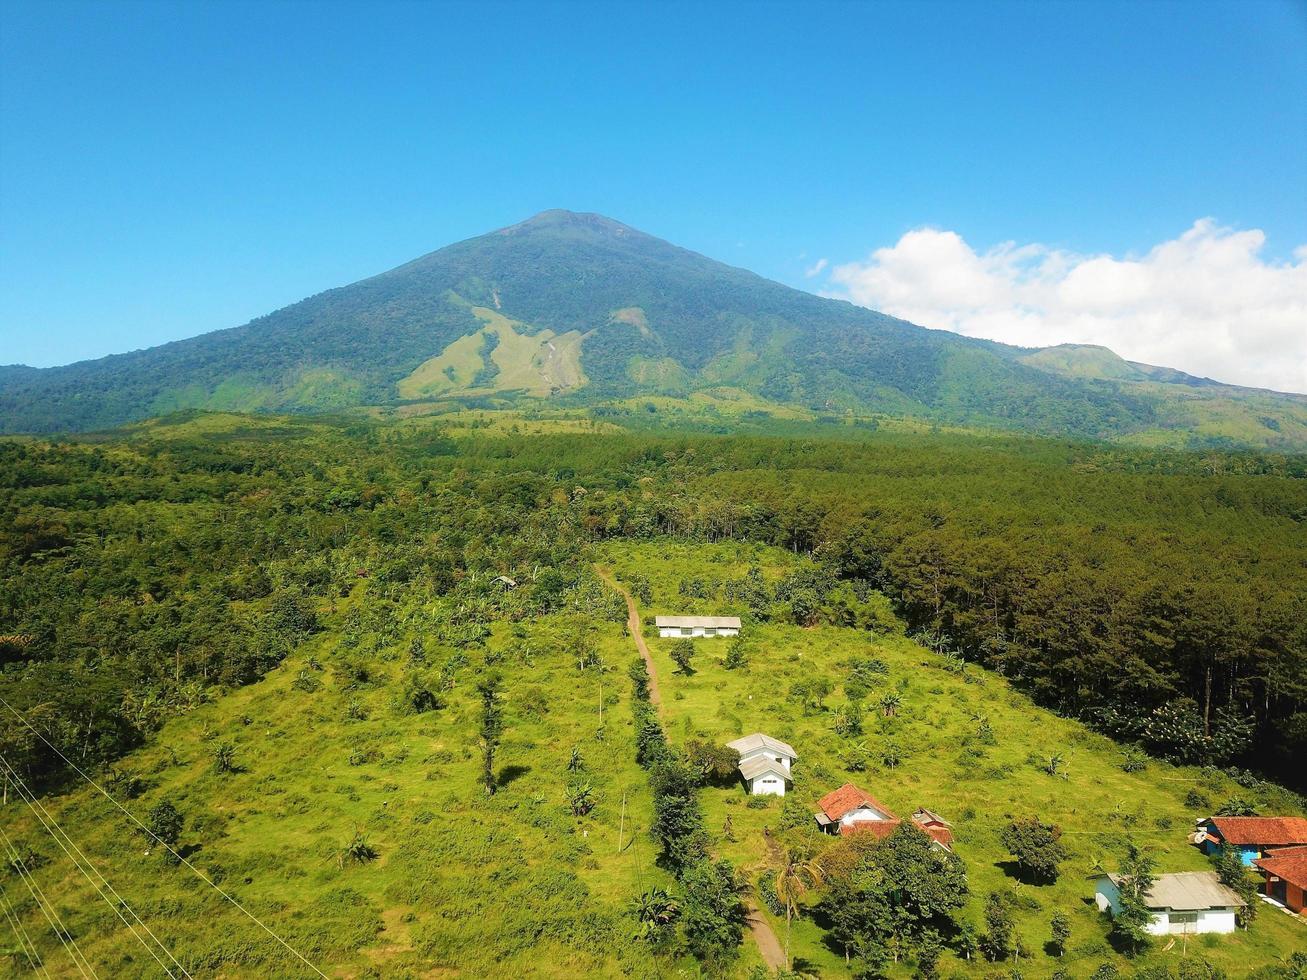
[1096,881,1236,935]
[1095,879,1121,916]
[658,626,739,638]
[749,774,786,796]
[841,805,892,828]
[1152,909,1236,935]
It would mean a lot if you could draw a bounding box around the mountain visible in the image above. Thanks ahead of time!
[3,209,1305,448]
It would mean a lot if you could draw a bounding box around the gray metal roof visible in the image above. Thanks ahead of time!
[1103,871,1245,910]
[655,616,742,628]
[727,732,797,759]
[739,756,789,782]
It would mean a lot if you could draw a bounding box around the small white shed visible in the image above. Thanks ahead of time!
[1093,871,1244,936]
[656,615,741,639]
[727,732,796,796]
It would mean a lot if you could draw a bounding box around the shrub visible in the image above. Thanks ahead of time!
[756,870,784,915]
[679,859,746,962]
[212,742,238,775]
[1000,817,1068,883]
[144,800,183,864]
[685,740,740,787]
[1215,797,1258,817]
[339,830,378,866]
[669,639,695,675]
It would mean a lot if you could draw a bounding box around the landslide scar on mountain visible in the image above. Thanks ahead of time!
[398,306,587,399]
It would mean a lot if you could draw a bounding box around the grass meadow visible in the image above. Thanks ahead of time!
[2,539,1302,977]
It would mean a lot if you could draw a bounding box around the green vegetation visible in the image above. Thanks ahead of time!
[3,210,1305,450]
[0,411,1304,976]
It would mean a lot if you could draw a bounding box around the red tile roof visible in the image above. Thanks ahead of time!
[1255,845,1307,890]
[1207,817,1307,847]
[924,824,954,846]
[840,817,953,848]
[841,818,901,838]
[818,783,897,822]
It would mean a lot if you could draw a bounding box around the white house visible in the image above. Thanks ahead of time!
[812,784,955,848]
[727,732,796,796]
[814,783,896,833]
[1093,871,1244,936]
[656,615,741,639]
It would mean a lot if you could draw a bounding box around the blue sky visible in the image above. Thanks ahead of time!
[2,0,1305,388]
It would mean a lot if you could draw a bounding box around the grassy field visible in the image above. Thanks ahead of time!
[602,540,1307,978]
[3,539,1303,978]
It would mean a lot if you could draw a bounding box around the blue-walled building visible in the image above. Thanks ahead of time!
[1194,816,1307,867]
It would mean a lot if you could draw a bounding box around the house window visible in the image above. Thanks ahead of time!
[704,628,716,636]
[1169,913,1198,926]
[681,628,692,636]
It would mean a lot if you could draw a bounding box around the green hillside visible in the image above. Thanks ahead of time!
[2,413,1305,977]
[3,210,1305,449]
[3,536,1304,978]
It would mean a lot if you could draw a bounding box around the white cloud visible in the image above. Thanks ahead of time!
[804,257,829,278]
[825,220,1307,394]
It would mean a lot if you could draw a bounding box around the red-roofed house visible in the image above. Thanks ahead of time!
[1254,845,1307,916]
[1193,816,1307,866]
[813,783,953,849]
[814,783,897,834]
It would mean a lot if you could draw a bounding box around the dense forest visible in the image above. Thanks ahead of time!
[3,413,1304,792]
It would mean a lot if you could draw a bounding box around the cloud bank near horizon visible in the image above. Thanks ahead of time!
[821,219,1307,395]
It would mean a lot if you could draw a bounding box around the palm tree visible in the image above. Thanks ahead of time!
[880,692,902,718]
[567,782,595,816]
[629,887,678,941]
[773,848,825,969]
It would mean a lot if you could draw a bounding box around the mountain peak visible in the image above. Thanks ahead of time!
[500,209,643,238]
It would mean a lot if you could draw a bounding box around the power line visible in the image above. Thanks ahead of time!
[0,879,50,979]
[0,824,96,978]
[0,755,189,978]
[0,695,329,979]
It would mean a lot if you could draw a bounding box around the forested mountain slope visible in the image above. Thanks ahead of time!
[3,210,1305,449]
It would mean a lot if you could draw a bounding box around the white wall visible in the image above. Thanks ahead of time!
[658,626,740,638]
[750,775,786,796]
[1095,880,1237,935]
[841,804,893,828]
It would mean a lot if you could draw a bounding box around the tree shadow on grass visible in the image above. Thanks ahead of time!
[498,764,530,789]
[994,859,1053,886]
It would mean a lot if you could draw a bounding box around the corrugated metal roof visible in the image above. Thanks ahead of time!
[655,616,742,628]
[727,732,797,759]
[739,756,789,781]
[1104,871,1245,910]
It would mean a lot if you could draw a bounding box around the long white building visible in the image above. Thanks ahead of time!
[656,615,741,638]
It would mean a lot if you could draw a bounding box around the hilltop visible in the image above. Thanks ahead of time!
[3,210,1305,449]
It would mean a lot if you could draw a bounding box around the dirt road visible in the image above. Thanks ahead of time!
[594,566,663,716]
[595,565,785,968]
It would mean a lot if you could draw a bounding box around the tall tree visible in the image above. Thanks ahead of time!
[1001,816,1068,883]
[773,847,825,969]
[1110,844,1157,955]
[477,674,504,795]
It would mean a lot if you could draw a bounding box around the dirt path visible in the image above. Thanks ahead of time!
[594,566,663,716]
[595,565,784,969]
[745,898,787,971]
